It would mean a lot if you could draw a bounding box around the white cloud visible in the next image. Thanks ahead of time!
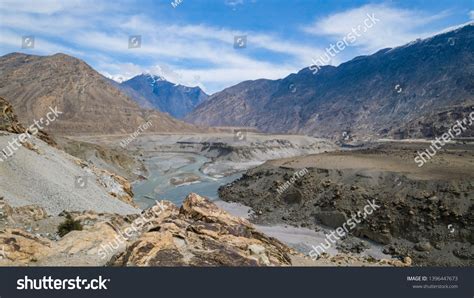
[0,1,462,93]
[470,10,474,20]
[302,4,451,52]
[0,1,323,93]
[0,28,84,56]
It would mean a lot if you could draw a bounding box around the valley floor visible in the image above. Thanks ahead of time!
[64,132,473,266]
[3,130,471,267]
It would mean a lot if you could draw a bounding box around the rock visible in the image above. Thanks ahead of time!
[110,193,292,266]
[414,242,432,252]
[248,244,270,265]
[0,229,51,265]
[0,193,411,267]
[14,205,48,221]
[322,180,332,188]
[0,97,26,134]
[0,96,57,146]
[281,190,303,205]
[403,256,413,266]
[337,240,369,254]
[314,211,347,228]
[92,167,138,208]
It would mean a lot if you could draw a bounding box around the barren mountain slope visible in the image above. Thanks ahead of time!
[187,24,474,141]
[0,96,139,215]
[0,53,201,135]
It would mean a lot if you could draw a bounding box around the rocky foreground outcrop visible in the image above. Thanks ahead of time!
[109,193,292,266]
[0,193,409,267]
[0,194,293,266]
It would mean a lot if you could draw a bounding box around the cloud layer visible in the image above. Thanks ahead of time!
[0,1,466,93]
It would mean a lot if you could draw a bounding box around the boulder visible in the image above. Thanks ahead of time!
[110,193,292,266]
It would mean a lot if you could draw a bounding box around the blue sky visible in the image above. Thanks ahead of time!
[0,0,473,94]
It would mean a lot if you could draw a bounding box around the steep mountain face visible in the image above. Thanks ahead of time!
[186,24,474,141]
[0,53,200,135]
[120,74,208,119]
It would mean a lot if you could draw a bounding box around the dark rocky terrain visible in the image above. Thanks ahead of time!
[187,24,474,141]
[0,53,202,135]
[219,142,474,266]
[120,74,208,119]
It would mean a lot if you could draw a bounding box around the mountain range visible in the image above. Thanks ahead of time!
[0,24,472,140]
[0,53,200,135]
[186,24,474,141]
[119,74,208,119]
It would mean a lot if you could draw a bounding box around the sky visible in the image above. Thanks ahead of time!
[0,0,473,94]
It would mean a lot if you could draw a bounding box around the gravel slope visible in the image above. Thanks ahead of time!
[0,133,139,215]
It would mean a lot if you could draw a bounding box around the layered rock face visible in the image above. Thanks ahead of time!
[0,194,293,266]
[109,193,292,266]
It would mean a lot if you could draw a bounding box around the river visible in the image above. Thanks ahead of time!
[132,152,242,208]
